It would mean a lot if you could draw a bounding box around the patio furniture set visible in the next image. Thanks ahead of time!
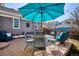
[24,31,70,56]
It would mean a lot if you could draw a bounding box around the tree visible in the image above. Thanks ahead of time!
[67,6,79,29]
[66,6,79,38]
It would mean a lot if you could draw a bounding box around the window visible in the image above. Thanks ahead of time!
[34,22,38,29]
[13,18,20,29]
[35,25,37,28]
[66,22,71,24]
[35,23,37,28]
[59,23,62,25]
[26,23,30,27]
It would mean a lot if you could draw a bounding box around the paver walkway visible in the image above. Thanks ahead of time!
[0,38,72,56]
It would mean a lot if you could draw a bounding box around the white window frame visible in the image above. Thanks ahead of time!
[34,22,39,29]
[13,18,20,29]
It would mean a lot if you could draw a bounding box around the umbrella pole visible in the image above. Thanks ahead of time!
[32,21,36,55]
[41,21,43,36]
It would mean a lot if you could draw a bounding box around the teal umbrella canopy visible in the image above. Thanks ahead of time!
[19,3,65,22]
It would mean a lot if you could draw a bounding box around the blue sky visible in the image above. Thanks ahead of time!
[5,3,79,22]
[5,3,79,11]
[5,3,26,10]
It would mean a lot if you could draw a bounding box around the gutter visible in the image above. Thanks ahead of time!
[0,10,21,18]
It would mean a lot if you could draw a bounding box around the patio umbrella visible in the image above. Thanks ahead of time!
[19,3,64,55]
[19,3,65,34]
[19,3,65,55]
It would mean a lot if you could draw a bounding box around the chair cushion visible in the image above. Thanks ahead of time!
[56,32,69,41]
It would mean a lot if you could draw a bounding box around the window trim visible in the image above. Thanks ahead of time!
[34,22,39,29]
[13,18,20,29]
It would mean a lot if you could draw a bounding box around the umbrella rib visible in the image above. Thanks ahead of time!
[44,3,64,8]
[46,8,64,14]
[32,13,39,22]
[39,3,41,8]
[44,10,54,19]
[19,8,38,9]
[19,3,64,9]
[23,9,37,18]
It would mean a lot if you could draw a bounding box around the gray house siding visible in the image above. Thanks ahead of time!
[0,16,34,35]
[0,6,41,35]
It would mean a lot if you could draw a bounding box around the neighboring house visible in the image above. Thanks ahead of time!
[44,17,79,33]
[60,19,79,31]
[0,4,41,35]
[59,19,79,36]
[43,21,59,30]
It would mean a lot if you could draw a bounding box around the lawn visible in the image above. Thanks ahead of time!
[67,39,79,56]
